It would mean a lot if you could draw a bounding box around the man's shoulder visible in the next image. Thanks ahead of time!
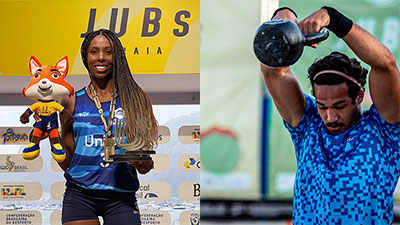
[284,94,320,133]
[360,104,400,145]
[363,104,398,128]
[304,94,318,112]
[301,94,320,124]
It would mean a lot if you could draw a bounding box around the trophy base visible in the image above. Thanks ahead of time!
[106,150,156,162]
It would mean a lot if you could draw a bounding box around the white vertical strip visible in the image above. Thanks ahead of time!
[260,0,279,23]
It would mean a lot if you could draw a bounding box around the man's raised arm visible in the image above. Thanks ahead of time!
[260,8,306,128]
[300,7,400,125]
[344,23,400,125]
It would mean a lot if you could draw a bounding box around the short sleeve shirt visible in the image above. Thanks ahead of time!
[284,95,400,225]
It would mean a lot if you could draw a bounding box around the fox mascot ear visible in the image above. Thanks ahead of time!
[29,56,42,76]
[55,56,68,78]
[24,56,42,97]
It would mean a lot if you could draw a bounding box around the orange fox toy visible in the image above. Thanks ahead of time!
[20,56,74,162]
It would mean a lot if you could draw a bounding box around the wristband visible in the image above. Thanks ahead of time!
[322,6,353,38]
[271,7,297,20]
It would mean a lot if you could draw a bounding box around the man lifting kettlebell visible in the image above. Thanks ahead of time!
[256,6,400,224]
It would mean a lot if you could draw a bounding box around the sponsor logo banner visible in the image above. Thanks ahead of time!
[0,127,31,145]
[140,211,171,225]
[0,183,42,201]
[178,126,200,144]
[0,0,199,75]
[50,210,62,225]
[50,182,65,201]
[0,211,42,225]
[157,126,170,144]
[179,182,199,201]
[179,211,200,225]
[152,154,170,172]
[179,153,200,172]
[0,155,42,173]
[136,182,170,201]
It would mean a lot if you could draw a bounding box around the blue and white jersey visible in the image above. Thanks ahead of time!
[285,94,400,225]
[65,88,139,192]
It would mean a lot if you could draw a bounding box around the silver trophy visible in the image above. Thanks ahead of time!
[103,118,155,162]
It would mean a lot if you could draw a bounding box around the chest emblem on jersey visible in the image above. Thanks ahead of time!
[114,107,124,120]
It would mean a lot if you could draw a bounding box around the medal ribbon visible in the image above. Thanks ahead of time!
[88,83,117,137]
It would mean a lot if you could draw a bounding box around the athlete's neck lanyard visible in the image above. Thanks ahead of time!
[88,83,117,138]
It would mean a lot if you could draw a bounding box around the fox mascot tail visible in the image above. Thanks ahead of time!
[20,56,74,163]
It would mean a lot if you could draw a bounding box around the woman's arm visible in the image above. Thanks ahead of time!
[129,157,154,174]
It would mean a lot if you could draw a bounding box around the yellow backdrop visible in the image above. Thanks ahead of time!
[0,0,199,76]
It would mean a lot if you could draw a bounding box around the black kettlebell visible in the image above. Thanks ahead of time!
[253,19,329,67]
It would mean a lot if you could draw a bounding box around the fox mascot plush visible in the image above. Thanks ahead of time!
[20,56,74,162]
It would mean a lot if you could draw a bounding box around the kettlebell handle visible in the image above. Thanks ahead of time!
[304,28,329,46]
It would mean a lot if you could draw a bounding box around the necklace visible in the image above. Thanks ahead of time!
[88,83,117,136]
[88,83,118,162]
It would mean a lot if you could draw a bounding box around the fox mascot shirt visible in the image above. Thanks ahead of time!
[26,100,66,132]
[28,100,66,117]
[20,56,74,163]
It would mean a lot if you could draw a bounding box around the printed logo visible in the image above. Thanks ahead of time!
[135,182,170,201]
[4,156,13,172]
[99,153,110,168]
[347,137,355,142]
[179,182,200,201]
[180,211,200,225]
[192,131,200,140]
[0,183,42,200]
[1,188,26,196]
[141,211,171,225]
[157,126,170,144]
[114,107,124,120]
[81,8,191,39]
[179,154,200,172]
[2,211,42,225]
[190,214,200,225]
[178,126,200,144]
[136,184,152,199]
[144,193,159,199]
[77,112,89,117]
[184,158,196,168]
[85,134,105,147]
[1,128,28,144]
[193,183,200,198]
[0,156,28,172]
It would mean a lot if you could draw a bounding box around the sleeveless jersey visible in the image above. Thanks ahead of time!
[64,88,139,192]
[285,94,400,225]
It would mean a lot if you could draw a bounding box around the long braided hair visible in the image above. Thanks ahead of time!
[81,29,158,149]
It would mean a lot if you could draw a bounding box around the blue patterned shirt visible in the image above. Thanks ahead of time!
[64,88,139,192]
[284,95,400,225]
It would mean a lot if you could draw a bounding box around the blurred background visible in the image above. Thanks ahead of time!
[200,0,400,224]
